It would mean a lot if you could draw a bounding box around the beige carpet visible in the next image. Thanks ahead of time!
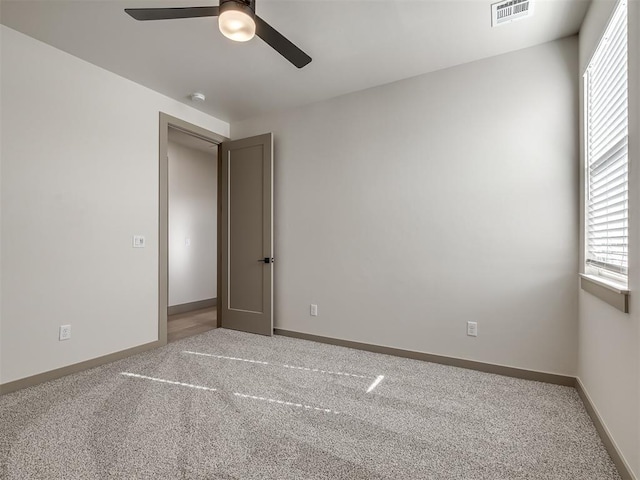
[0,329,620,479]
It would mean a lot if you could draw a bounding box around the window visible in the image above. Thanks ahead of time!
[585,0,628,285]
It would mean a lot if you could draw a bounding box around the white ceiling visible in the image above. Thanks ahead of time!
[1,0,590,122]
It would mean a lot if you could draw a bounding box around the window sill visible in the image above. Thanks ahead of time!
[580,274,629,313]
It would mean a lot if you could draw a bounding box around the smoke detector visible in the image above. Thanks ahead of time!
[491,0,534,27]
[190,92,206,102]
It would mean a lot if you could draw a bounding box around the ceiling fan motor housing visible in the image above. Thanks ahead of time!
[220,0,256,18]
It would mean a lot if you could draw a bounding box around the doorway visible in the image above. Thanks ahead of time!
[159,113,227,345]
[158,113,275,344]
[166,127,218,342]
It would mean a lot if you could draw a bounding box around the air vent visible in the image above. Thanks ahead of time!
[491,0,534,27]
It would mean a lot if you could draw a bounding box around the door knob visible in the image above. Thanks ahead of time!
[258,257,274,264]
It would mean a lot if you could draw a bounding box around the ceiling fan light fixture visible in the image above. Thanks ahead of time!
[219,2,256,42]
[125,1,312,68]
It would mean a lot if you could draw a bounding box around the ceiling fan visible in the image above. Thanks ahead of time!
[125,0,312,68]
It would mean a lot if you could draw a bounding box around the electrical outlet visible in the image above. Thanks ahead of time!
[310,304,318,316]
[59,325,72,341]
[467,321,478,337]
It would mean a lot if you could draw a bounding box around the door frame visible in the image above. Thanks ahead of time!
[158,112,229,345]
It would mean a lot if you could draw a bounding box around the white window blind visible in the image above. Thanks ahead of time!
[585,0,628,278]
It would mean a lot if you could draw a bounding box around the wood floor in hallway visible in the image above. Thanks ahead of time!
[167,307,217,343]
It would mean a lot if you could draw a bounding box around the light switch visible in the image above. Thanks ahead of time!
[133,235,145,248]
[185,237,191,247]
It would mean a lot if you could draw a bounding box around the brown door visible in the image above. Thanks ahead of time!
[220,133,273,335]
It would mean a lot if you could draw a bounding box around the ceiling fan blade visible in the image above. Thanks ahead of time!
[125,6,219,21]
[255,15,312,69]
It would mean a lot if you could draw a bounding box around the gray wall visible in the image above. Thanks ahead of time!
[233,37,580,376]
[168,137,217,307]
[0,6,4,383]
[578,1,640,477]
[0,26,228,384]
